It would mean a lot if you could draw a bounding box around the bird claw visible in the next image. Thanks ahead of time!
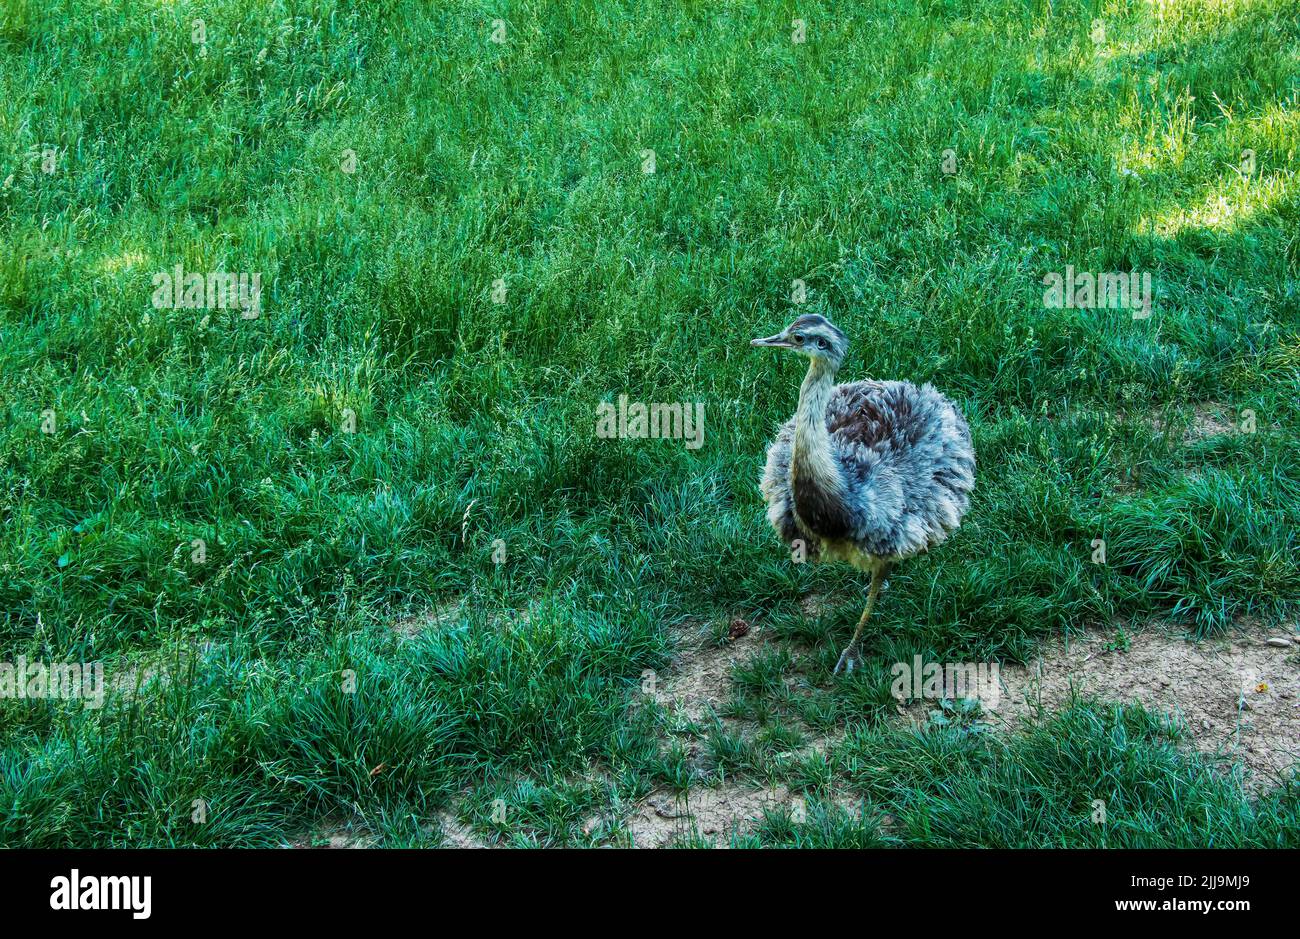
[833,647,859,675]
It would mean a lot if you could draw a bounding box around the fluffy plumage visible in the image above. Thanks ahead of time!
[760,379,975,564]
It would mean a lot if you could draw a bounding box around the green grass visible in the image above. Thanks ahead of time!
[746,701,1300,848]
[1,0,1297,847]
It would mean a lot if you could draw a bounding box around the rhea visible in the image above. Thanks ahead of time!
[752,314,975,674]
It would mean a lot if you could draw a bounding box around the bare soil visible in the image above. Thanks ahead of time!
[906,621,1300,792]
[630,613,1299,844]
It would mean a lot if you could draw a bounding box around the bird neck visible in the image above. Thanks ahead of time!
[791,359,842,496]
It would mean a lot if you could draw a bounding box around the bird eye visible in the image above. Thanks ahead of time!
[791,334,804,345]
[817,338,828,349]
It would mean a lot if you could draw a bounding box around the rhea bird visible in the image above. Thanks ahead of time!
[752,314,976,674]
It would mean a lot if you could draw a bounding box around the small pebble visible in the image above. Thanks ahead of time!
[1266,637,1292,648]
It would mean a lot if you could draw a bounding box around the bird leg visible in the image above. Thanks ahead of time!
[834,563,887,675]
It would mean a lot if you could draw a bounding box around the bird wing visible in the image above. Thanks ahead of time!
[824,380,975,557]
[824,380,901,449]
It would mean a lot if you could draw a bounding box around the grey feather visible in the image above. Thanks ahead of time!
[760,379,975,564]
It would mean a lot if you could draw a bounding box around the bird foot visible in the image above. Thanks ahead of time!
[833,645,861,675]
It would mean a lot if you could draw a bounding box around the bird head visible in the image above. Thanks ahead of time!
[751,314,848,368]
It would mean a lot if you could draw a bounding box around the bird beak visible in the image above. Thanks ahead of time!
[751,333,792,348]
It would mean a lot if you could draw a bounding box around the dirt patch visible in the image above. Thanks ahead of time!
[1181,402,1241,443]
[800,592,835,619]
[625,783,871,847]
[436,810,490,849]
[627,786,793,847]
[626,619,857,845]
[647,626,753,724]
[967,623,1300,791]
[288,810,489,849]
[392,596,464,638]
[106,640,223,699]
[286,821,378,849]
[630,624,787,846]
[1146,400,1242,445]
